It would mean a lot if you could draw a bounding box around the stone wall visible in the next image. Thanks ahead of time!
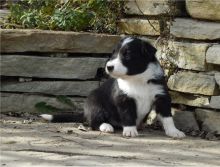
[0,29,121,114]
[119,0,220,135]
[0,0,220,135]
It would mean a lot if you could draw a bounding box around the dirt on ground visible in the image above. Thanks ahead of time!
[1,115,220,167]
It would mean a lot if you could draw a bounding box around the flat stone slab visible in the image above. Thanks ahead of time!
[1,55,107,79]
[195,109,220,134]
[1,81,99,96]
[1,93,85,114]
[210,96,220,110]
[125,0,184,16]
[167,41,209,71]
[170,18,220,40]
[118,18,160,36]
[206,45,220,65]
[0,29,121,53]
[1,117,220,167]
[186,0,220,21]
[168,71,219,96]
[170,91,210,107]
[215,73,220,87]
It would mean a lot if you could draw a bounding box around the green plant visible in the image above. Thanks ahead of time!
[35,96,78,113]
[3,0,124,34]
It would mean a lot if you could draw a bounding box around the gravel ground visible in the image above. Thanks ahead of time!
[1,116,220,167]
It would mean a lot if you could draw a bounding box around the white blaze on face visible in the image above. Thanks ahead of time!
[106,56,128,77]
[121,37,134,47]
[106,37,134,77]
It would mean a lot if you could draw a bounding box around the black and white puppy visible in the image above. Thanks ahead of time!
[84,37,185,138]
[41,37,185,138]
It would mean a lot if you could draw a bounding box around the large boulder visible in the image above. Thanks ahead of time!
[186,0,220,21]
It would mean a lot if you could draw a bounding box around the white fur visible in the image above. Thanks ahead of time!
[106,57,127,77]
[40,114,53,121]
[123,126,138,137]
[117,63,165,126]
[158,116,185,138]
[121,37,134,47]
[99,123,114,133]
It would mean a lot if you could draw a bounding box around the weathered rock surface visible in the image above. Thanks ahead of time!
[0,29,121,53]
[170,18,220,40]
[215,73,220,87]
[195,109,220,134]
[1,81,99,96]
[170,91,210,107]
[167,41,209,71]
[186,0,220,21]
[125,0,184,16]
[172,109,199,132]
[1,120,220,167]
[1,55,107,79]
[210,96,220,110]
[168,71,219,96]
[118,19,160,36]
[206,45,220,65]
[1,93,85,114]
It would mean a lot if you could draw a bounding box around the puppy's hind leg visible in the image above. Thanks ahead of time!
[84,101,114,133]
[154,95,185,138]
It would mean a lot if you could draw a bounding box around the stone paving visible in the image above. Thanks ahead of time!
[1,116,220,167]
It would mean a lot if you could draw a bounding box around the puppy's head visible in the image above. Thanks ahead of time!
[106,37,157,78]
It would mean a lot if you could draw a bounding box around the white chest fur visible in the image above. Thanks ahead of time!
[117,63,164,126]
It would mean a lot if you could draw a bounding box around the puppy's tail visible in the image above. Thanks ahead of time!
[40,112,85,123]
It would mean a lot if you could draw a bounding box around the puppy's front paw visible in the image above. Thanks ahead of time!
[99,123,114,133]
[165,128,185,138]
[123,126,138,137]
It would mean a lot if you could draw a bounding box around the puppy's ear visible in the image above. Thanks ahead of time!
[141,41,157,62]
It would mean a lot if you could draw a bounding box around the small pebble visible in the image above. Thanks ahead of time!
[78,125,87,131]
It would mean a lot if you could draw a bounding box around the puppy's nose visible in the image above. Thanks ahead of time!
[107,66,114,72]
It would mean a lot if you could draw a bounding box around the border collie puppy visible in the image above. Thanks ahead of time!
[84,37,185,138]
[41,37,185,138]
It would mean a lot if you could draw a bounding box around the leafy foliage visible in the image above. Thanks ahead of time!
[35,102,60,113]
[56,95,76,108]
[35,96,77,113]
[3,0,124,34]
